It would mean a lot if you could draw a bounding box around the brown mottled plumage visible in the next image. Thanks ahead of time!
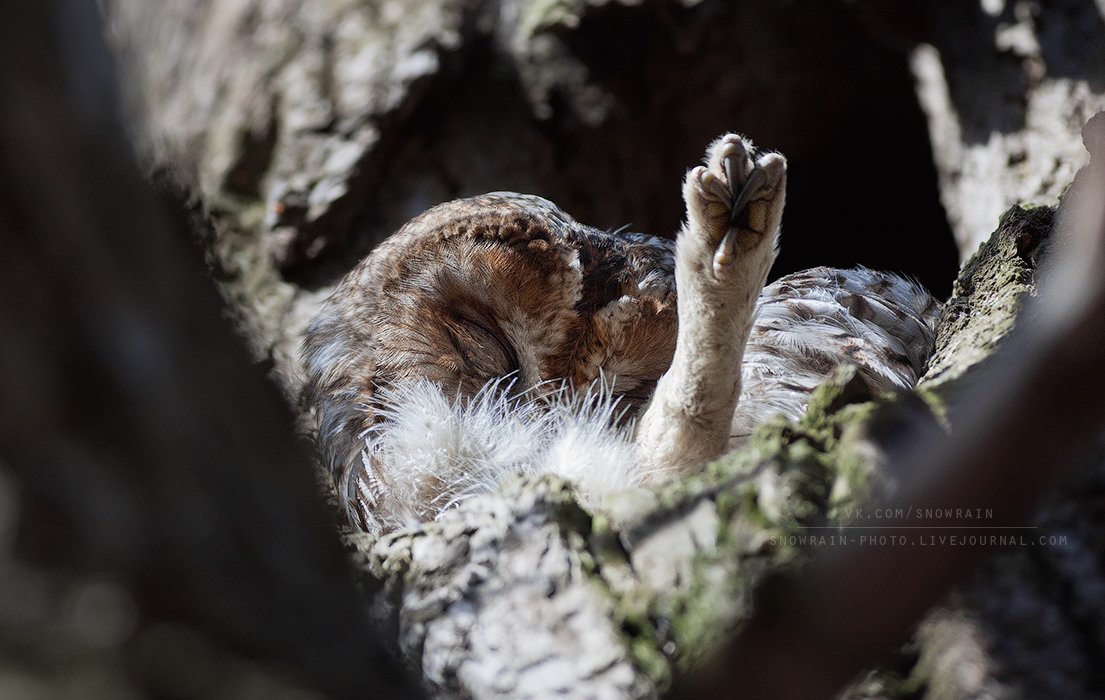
[303,135,939,534]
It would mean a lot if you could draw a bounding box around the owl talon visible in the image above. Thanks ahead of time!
[699,169,730,203]
[722,138,749,190]
[713,227,739,277]
[729,166,767,227]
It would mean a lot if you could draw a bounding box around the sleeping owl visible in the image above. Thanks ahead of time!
[302,134,939,534]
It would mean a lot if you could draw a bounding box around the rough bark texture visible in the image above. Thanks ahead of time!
[58,0,1105,697]
[866,132,1105,699]
[859,0,1105,261]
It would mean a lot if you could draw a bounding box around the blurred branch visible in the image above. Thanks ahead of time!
[0,2,417,696]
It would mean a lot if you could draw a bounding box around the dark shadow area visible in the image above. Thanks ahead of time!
[774,73,958,298]
[0,5,419,695]
[560,0,960,296]
[1034,0,1105,91]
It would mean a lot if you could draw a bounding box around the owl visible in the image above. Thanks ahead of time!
[302,134,939,535]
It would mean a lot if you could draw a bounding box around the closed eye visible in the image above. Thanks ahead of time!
[448,309,520,377]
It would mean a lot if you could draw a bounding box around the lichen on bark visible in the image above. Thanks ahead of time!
[924,204,1054,388]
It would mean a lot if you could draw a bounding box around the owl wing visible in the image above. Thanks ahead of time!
[731,266,940,443]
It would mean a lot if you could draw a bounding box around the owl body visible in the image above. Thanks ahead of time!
[303,137,938,534]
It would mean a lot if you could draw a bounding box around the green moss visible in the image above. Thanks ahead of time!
[657,533,750,670]
[642,350,966,671]
[550,482,595,537]
[594,561,673,688]
[801,365,868,430]
[913,384,951,427]
[628,635,671,689]
[925,204,1054,386]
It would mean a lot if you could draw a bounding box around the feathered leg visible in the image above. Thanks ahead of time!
[635,134,786,477]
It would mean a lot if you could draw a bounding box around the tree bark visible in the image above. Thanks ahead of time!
[854,0,1105,260]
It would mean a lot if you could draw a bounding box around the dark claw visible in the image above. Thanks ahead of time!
[723,148,740,193]
[729,166,767,226]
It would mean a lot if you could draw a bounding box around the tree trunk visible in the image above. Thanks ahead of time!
[0,2,418,697]
[8,0,1101,697]
[884,0,1104,261]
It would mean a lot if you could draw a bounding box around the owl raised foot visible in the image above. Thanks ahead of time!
[635,134,787,478]
[684,133,786,285]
